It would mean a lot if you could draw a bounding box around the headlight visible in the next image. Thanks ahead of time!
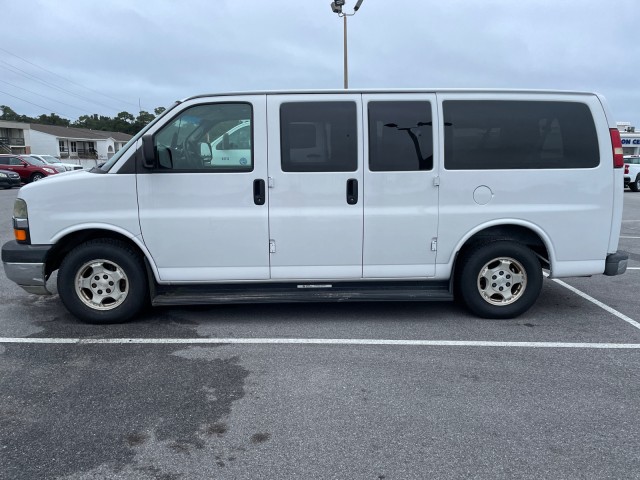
[13,198,29,243]
[0,173,7,178]
[43,168,55,173]
[13,198,28,218]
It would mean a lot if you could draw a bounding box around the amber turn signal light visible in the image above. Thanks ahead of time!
[14,229,27,242]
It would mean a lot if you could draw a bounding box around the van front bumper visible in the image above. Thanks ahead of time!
[604,251,628,276]
[1,241,52,295]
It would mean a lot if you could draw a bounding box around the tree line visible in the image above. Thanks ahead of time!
[0,105,167,135]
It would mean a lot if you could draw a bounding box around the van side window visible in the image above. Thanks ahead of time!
[280,102,357,172]
[153,103,253,172]
[368,101,433,171]
[443,101,599,170]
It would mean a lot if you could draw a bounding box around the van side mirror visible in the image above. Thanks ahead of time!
[141,134,156,169]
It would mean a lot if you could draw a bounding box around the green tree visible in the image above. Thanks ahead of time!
[2,105,169,135]
[130,110,155,134]
[0,105,32,123]
[37,113,70,126]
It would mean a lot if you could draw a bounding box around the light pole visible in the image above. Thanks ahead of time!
[330,0,365,89]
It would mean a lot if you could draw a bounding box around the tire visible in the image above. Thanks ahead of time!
[630,176,640,192]
[456,241,542,319]
[30,173,45,182]
[58,239,148,324]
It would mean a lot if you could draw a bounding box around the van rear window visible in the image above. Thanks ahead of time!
[443,101,599,170]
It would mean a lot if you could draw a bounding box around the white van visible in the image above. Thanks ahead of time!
[1,89,628,323]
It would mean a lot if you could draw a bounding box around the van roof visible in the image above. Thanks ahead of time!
[183,88,599,102]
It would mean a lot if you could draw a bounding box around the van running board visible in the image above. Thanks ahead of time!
[152,281,453,306]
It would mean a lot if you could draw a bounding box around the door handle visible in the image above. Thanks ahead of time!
[253,179,265,205]
[346,178,358,205]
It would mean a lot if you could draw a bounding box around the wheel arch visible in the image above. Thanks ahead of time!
[451,222,553,280]
[45,227,159,283]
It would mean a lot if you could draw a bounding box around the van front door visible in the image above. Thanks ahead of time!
[362,94,439,277]
[137,96,270,281]
[267,95,364,279]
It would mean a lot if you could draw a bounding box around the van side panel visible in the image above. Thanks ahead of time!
[435,92,614,278]
[21,171,140,245]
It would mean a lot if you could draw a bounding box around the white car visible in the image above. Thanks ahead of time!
[30,154,83,172]
[623,155,640,192]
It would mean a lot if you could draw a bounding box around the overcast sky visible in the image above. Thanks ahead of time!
[1,0,638,126]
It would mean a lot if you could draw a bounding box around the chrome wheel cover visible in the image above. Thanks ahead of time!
[74,259,129,310]
[477,257,527,306]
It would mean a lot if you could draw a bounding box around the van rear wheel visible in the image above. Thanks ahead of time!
[58,239,148,324]
[457,241,542,319]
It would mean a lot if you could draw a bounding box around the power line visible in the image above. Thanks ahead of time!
[0,79,97,115]
[0,46,143,111]
[0,60,122,113]
[0,89,71,118]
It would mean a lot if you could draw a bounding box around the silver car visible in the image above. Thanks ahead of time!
[30,154,83,172]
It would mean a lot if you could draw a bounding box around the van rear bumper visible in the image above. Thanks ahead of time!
[1,241,52,295]
[604,251,628,276]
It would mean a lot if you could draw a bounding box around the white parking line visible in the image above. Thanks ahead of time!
[620,236,640,239]
[552,278,640,331]
[0,337,639,348]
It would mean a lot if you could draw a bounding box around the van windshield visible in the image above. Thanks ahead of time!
[97,136,138,172]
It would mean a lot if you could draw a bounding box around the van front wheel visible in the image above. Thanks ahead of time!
[457,241,542,319]
[58,239,148,324]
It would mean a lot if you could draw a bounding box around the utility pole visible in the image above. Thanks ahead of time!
[330,0,365,89]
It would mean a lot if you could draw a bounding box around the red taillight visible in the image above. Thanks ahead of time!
[625,164,630,175]
[610,128,624,168]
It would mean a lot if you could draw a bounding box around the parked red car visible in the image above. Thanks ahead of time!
[0,154,62,183]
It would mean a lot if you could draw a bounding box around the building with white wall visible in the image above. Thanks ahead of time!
[0,120,132,161]
[29,124,132,160]
[0,120,32,154]
[618,122,640,156]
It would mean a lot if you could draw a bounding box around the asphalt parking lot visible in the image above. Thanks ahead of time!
[1,187,639,480]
